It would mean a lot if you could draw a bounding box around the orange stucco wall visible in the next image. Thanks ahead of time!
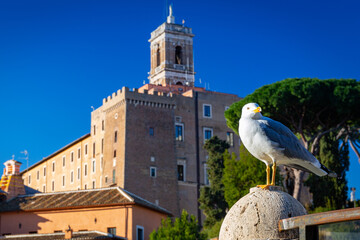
[0,205,167,240]
[131,205,167,240]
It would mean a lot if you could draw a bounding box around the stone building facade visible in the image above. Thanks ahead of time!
[21,11,241,221]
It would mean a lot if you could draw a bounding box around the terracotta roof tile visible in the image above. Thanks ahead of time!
[0,187,171,216]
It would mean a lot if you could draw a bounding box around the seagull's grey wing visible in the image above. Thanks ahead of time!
[258,117,318,165]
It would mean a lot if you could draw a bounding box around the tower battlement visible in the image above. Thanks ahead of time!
[99,85,177,113]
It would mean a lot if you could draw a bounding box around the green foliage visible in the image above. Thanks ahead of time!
[306,133,349,210]
[225,78,360,135]
[199,136,229,228]
[149,210,207,240]
[222,145,281,207]
[201,219,223,239]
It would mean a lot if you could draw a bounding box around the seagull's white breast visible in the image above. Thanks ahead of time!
[239,118,277,165]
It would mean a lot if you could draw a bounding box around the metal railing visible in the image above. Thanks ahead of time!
[278,207,360,240]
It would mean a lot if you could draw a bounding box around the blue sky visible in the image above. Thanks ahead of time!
[1,0,359,198]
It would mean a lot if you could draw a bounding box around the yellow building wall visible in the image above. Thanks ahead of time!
[21,135,98,192]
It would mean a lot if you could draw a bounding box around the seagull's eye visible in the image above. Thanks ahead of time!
[247,107,250,110]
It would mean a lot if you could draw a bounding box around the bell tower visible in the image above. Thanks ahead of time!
[148,5,195,87]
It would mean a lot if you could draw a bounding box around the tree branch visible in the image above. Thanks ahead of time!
[349,139,360,164]
[315,106,329,128]
[309,118,349,154]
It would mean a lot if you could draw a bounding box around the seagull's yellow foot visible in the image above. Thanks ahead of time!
[256,184,272,190]
[256,182,276,190]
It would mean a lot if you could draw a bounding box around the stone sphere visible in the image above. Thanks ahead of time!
[219,186,306,240]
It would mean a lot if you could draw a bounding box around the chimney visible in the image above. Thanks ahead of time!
[65,225,73,239]
[0,160,26,200]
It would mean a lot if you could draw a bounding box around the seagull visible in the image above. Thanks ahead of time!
[239,102,336,189]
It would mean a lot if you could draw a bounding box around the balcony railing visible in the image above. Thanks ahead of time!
[279,207,360,240]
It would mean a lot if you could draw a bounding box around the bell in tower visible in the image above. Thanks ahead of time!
[148,5,195,87]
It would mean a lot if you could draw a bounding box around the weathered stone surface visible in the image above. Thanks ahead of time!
[219,186,306,240]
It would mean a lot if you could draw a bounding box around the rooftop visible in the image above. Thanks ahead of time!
[0,187,171,216]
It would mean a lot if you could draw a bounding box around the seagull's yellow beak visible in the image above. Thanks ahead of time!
[253,107,262,113]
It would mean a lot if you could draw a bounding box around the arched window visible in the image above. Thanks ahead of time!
[175,46,182,64]
[156,48,160,67]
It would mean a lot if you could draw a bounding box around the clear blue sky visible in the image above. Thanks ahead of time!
[1,0,359,198]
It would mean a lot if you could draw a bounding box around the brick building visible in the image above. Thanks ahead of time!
[20,10,241,221]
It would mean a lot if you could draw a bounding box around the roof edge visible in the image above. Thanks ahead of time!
[20,133,91,174]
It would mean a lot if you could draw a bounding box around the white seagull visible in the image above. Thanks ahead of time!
[239,102,336,188]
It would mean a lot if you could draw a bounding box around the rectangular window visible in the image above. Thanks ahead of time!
[113,150,117,158]
[93,125,96,135]
[93,142,96,158]
[203,104,212,118]
[114,131,118,143]
[175,123,184,141]
[227,132,234,147]
[177,164,184,181]
[71,151,74,162]
[203,127,213,142]
[92,180,95,189]
[78,148,81,159]
[77,167,81,180]
[28,174,31,185]
[52,180,55,192]
[149,127,154,136]
[107,227,116,235]
[70,171,74,183]
[52,161,55,172]
[102,120,105,131]
[62,175,65,187]
[92,159,96,173]
[43,184,46,192]
[62,156,66,167]
[105,176,108,184]
[84,184,87,190]
[136,226,144,240]
[37,171,39,180]
[112,169,116,183]
[43,166,46,176]
[150,167,157,178]
[84,164,88,176]
[85,144,88,156]
[101,138,104,154]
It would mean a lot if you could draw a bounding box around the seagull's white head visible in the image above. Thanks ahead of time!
[241,103,263,120]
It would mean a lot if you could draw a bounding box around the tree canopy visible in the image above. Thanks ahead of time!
[149,210,206,240]
[225,78,360,203]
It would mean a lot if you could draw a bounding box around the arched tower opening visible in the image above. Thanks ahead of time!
[175,46,182,65]
[156,48,160,67]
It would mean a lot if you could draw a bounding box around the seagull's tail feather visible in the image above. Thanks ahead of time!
[320,164,337,178]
